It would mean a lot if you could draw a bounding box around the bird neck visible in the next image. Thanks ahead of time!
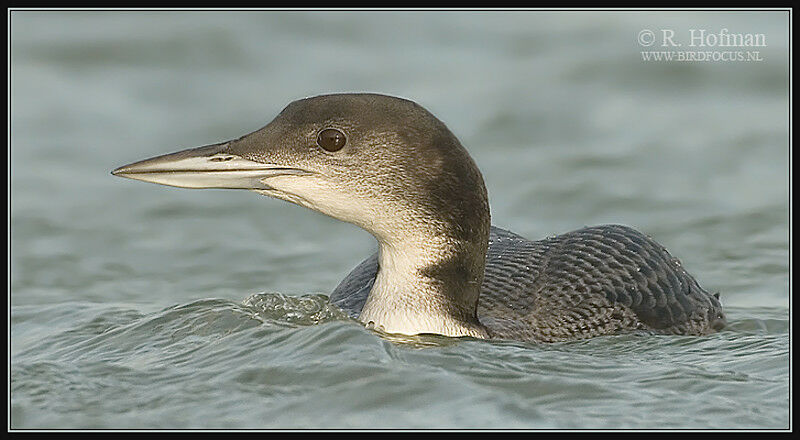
[358,229,490,339]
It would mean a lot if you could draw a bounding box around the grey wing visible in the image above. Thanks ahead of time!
[329,251,377,318]
[478,225,726,341]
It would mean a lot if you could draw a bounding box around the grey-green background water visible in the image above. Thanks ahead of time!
[10,10,790,429]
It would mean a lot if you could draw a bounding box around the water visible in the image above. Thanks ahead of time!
[10,10,790,429]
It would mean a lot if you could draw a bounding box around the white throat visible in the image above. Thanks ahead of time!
[357,236,489,339]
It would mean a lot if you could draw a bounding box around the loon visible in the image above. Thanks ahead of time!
[112,93,726,342]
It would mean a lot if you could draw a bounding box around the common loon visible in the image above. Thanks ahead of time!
[112,93,726,342]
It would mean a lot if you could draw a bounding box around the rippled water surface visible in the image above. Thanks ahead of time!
[10,10,790,429]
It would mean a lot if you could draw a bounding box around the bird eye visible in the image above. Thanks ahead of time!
[317,128,347,152]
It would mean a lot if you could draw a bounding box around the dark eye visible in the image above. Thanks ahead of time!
[317,128,347,152]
